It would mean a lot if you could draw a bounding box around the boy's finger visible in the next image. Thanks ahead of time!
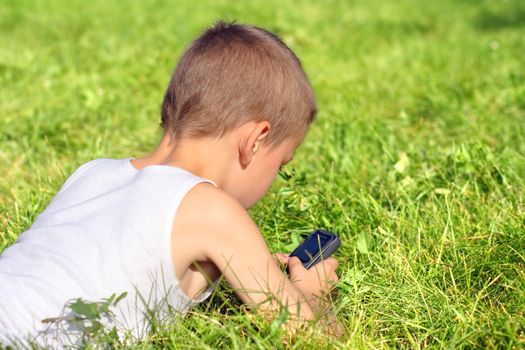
[330,271,339,283]
[287,256,305,271]
[274,253,289,266]
[324,257,339,270]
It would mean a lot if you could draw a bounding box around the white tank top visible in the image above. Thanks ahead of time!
[0,158,216,346]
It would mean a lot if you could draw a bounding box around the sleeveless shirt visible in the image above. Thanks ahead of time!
[0,158,216,346]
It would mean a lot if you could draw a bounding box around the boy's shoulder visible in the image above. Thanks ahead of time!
[60,158,134,190]
[44,158,135,215]
[175,182,254,234]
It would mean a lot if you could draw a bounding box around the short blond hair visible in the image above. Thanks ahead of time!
[160,21,317,145]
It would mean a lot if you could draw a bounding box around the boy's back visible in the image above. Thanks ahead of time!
[0,158,216,343]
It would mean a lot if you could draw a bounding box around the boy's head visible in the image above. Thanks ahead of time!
[160,21,317,147]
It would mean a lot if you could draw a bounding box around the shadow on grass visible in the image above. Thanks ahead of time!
[475,5,525,31]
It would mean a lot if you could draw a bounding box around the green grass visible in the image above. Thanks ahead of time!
[1,0,524,348]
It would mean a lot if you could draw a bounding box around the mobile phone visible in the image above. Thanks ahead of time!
[289,229,340,269]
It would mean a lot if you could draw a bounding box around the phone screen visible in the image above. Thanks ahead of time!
[294,232,332,263]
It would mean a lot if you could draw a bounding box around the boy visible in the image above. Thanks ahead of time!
[0,21,340,346]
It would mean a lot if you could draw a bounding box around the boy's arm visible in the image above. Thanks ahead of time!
[205,198,313,317]
[171,183,338,323]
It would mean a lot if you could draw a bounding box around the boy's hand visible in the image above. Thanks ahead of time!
[274,252,344,337]
[287,256,339,314]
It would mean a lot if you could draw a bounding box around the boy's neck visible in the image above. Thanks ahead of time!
[131,132,236,189]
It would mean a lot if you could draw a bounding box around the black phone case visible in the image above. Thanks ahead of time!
[289,230,340,269]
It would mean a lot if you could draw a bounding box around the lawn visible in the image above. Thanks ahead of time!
[1,0,524,348]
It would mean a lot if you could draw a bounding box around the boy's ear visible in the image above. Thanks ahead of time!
[239,121,271,169]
